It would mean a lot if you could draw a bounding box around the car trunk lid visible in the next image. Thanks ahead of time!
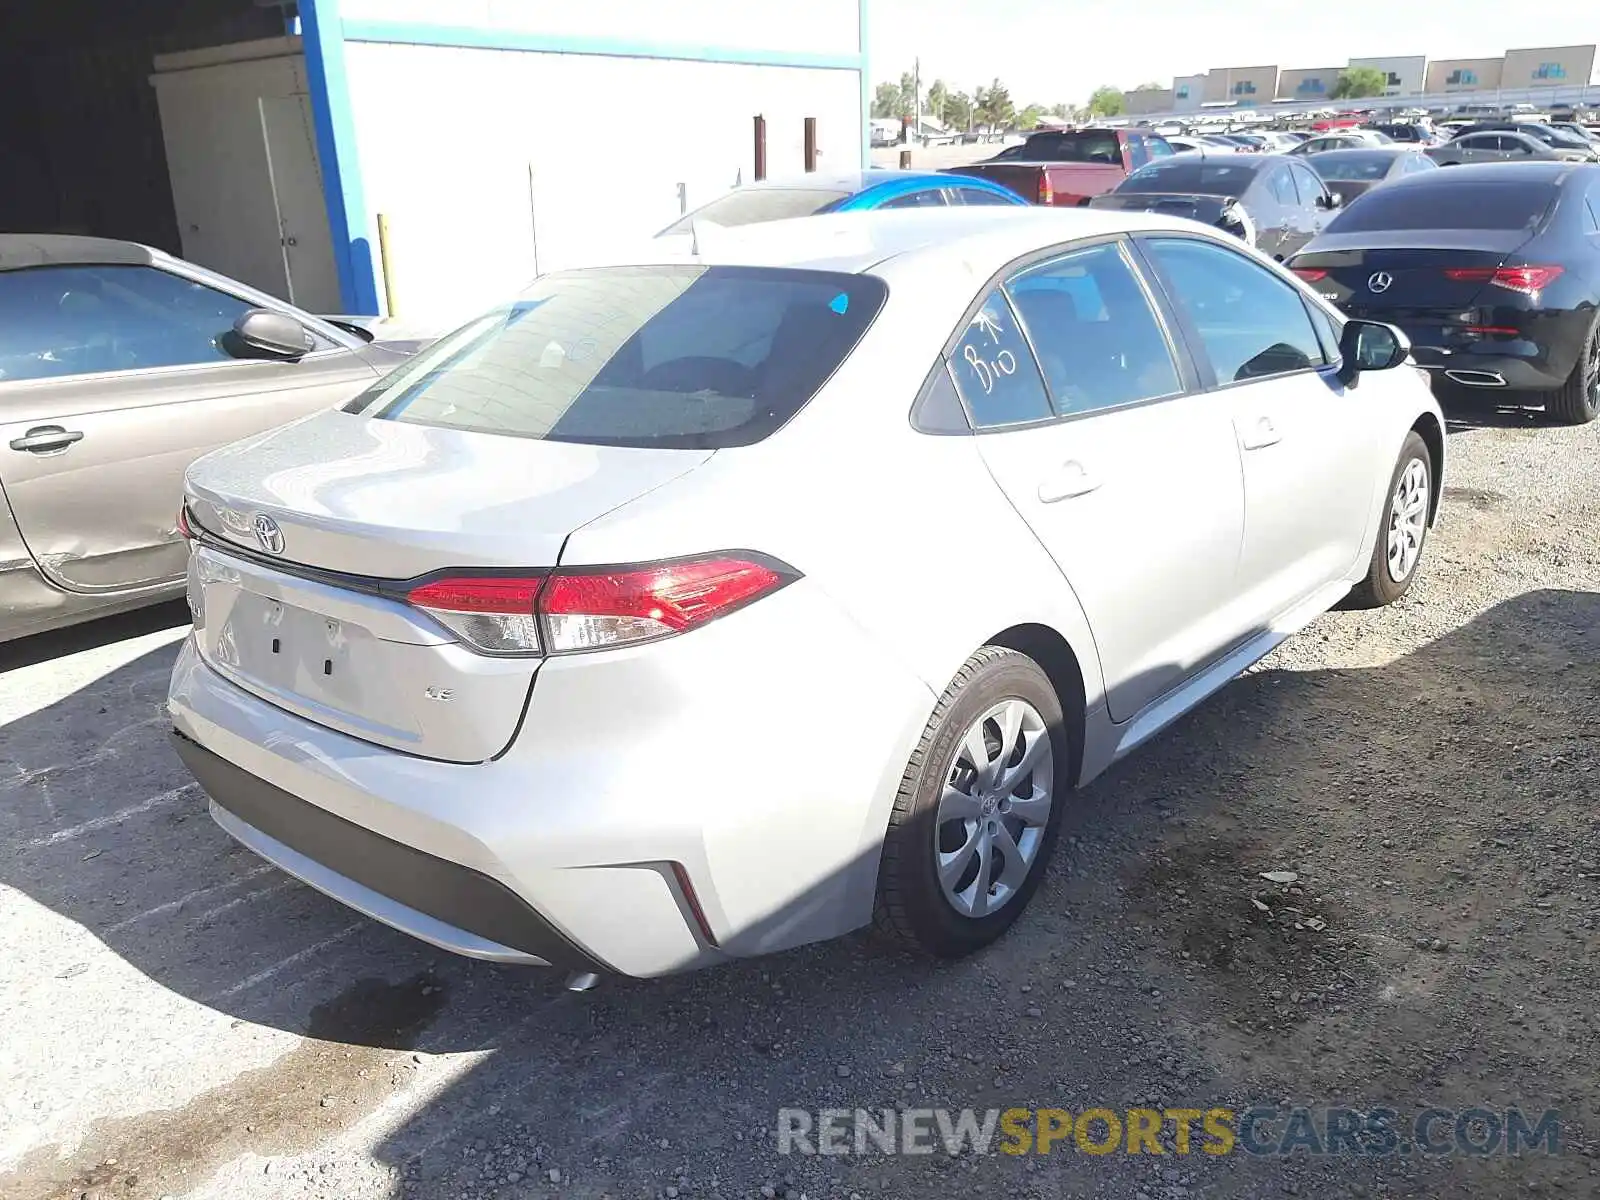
[184,409,713,762]
[1289,229,1532,319]
[1085,191,1230,225]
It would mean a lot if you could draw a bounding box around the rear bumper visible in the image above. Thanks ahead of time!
[1385,311,1589,393]
[167,579,935,978]
[173,730,599,969]
[1409,345,1569,390]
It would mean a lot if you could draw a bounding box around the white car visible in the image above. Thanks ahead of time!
[168,209,1445,981]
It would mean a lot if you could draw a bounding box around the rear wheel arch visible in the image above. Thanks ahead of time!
[985,623,1087,787]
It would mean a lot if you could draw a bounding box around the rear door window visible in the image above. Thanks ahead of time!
[351,265,886,449]
[952,186,1020,206]
[879,188,947,209]
[1288,162,1328,205]
[1005,242,1180,415]
[948,289,1053,427]
[1266,166,1297,206]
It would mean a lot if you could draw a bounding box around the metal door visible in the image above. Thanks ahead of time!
[259,94,341,313]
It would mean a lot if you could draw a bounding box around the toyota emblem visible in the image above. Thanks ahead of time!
[1367,271,1394,294]
[252,513,285,554]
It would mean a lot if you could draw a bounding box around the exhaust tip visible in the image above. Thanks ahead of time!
[564,971,601,992]
[1444,369,1507,387]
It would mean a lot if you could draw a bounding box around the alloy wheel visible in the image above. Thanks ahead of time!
[1386,457,1429,583]
[934,698,1053,919]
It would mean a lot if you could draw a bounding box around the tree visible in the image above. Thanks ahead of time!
[946,90,975,132]
[871,81,902,119]
[1087,85,1125,117]
[1017,104,1045,131]
[974,78,1015,130]
[926,79,950,126]
[900,70,919,118]
[1331,66,1389,100]
[1131,81,1165,92]
[1048,102,1071,119]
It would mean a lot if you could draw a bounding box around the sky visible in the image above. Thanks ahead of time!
[866,0,1598,104]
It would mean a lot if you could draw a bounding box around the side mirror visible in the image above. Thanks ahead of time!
[1317,190,1342,209]
[229,309,314,361]
[1337,319,1410,385]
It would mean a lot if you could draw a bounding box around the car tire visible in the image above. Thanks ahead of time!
[874,646,1068,958]
[1546,319,1600,425]
[1345,430,1433,609]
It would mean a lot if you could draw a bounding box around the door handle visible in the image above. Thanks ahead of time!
[1038,460,1101,503]
[1239,415,1281,451]
[9,426,84,454]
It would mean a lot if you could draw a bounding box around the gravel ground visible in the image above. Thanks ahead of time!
[1,393,1597,1200]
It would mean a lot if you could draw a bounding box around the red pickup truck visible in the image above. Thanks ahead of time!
[944,128,1176,206]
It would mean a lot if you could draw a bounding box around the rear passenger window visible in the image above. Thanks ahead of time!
[879,189,947,209]
[1267,167,1297,205]
[955,187,1019,206]
[1006,242,1180,414]
[949,290,1052,427]
[1143,237,1326,384]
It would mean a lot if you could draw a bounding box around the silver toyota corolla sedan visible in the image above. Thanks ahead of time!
[168,208,1446,981]
[0,235,423,643]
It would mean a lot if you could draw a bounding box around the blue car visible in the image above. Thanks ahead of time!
[660,169,1026,234]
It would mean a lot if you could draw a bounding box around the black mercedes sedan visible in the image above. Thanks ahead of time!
[1087,152,1341,260]
[1287,162,1600,424]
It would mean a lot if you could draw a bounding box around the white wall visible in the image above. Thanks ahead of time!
[339,0,861,59]
[343,41,862,325]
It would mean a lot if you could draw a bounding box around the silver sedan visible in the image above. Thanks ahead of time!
[0,235,422,642]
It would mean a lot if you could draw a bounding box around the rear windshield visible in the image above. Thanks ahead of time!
[1307,152,1397,180]
[659,188,850,234]
[1326,181,1558,232]
[1118,159,1260,197]
[347,266,886,449]
[996,131,1122,163]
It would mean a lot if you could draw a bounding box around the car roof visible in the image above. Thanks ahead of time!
[583,206,1226,278]
[0,233,158,271]
[1382,161,1582,187]
[1306,147,1409,159]
[724,169,978,195]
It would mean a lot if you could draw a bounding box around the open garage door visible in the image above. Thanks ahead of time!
[0,0,339,310]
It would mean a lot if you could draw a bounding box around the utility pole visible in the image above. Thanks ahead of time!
[913,56,922,144]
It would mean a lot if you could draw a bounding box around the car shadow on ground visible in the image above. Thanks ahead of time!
[3,592,1595,1199]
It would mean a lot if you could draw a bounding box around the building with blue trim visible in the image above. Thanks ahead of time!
[1,0,870,325]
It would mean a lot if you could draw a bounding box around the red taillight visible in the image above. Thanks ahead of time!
[177,506,194,541]
[404,556,795,655]
[406,575,545,655]
[1038,176,1054,205]
[540,556,791,654]
[1464,325,1521,336]
[1291,267,1328,282]
[1443,265,1564,295]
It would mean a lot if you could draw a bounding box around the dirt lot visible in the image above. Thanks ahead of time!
[1,393,1597,1200]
